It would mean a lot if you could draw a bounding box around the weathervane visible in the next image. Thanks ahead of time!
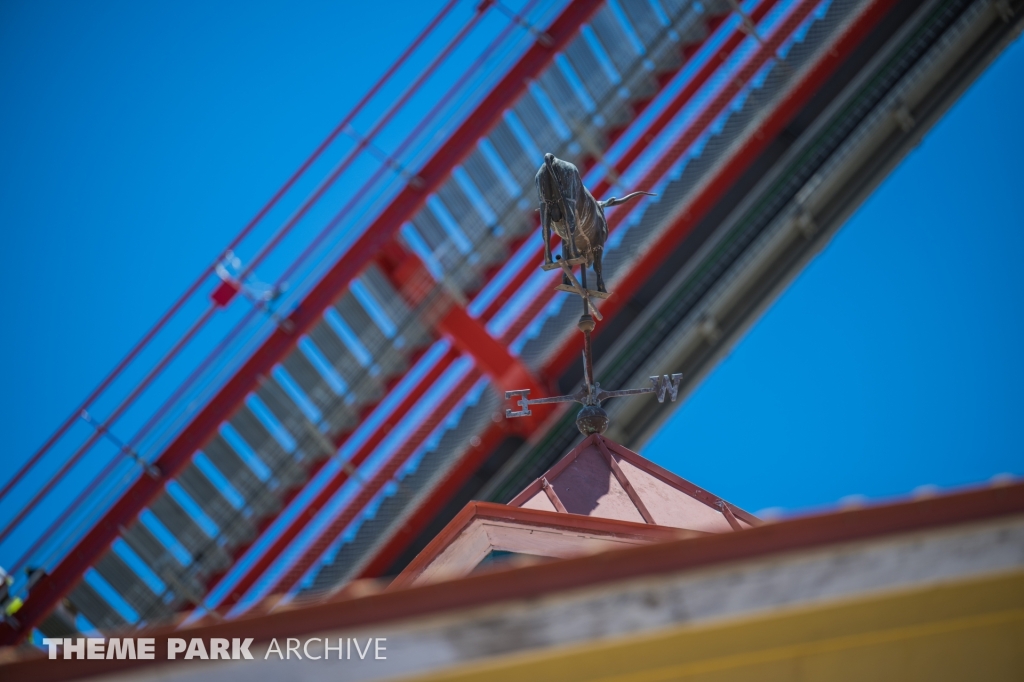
[505,153,681,436]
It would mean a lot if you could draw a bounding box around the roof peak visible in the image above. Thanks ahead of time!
[389,435,758,590]
[510,434,759,533]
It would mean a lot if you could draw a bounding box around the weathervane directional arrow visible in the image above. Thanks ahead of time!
[505,366,682,418]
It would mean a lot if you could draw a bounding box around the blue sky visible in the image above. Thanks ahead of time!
[0,0,445,460]
[0,0,1021,529]
[645,36,1024,514]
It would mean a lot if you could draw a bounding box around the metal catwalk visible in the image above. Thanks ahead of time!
[0,0,1019,645]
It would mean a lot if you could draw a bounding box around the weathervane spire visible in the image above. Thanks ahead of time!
[505,154,680,436]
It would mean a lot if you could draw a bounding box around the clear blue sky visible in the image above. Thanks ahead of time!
[645,36,1024,514]
[0,1,445,458]
[1,1,1021,524]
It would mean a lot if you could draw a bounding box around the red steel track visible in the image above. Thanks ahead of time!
[0,0,605,645]
[233,0,807,597]
[214,0,762,607]
[355,0,898,581]
[211,347,460,609]
[0,0,899,642]
[0,0,466,509]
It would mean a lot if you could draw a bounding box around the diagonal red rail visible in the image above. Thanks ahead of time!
[478,0,780,322]
[0,0,464,509]
[212,347,460,610]
[6,0,545,588]
[355,0,899,581]
[0,0,605,645]
[216,1,748,608]
[267,368,486,597]
[69,0,541,615]
[193,0,555,615]
[221,0,764,606]
[1,0,486,569]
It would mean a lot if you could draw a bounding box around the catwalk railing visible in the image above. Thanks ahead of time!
[0,0,855,642]
[0,0,701,641]
[0,0,580,640]
[299,0,897,592]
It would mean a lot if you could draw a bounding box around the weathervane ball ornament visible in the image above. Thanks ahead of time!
[504,154,681,436]
[575,405,610,436]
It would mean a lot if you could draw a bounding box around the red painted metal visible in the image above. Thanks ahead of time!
[212,347,459,610]
[269,368,486,596]
[210,279,241,307]
[144,0,541,593]
[436,307,532,386]
[356,0,899,580]
[500,0,826,348]
[437,298,545,395]
[543,0,897,375]
[356,417,509,580]
[0,0,463,509]
[477,0,774,323]
[0,0,604,645]
[238,4,489,285]
[0,303,217,548]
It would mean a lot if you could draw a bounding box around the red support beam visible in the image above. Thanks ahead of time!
[0,0,604,645]
[377,243,546,398]
[355,414,510,580]
[437,304,545,395]
[477,0,775,323]
[541,0,896,376]
[499,0,832,349]
[0,0,464,509]
[267,368,490,596]
[211,347,460,610]
[220,242,544,608]
[356,0,898,580]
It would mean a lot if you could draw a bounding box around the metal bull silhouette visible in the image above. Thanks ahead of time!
[536,153,654,293]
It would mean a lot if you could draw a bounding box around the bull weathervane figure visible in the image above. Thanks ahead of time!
[505,153,680,436]
[536,153,653,293]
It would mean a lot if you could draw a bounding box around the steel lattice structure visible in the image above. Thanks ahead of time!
[1,0,1020,646]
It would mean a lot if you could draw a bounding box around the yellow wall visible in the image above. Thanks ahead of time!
[406,570,1024,682]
